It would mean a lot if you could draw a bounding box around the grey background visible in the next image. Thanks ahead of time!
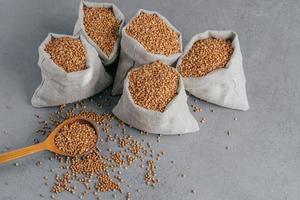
[0,0,299,200]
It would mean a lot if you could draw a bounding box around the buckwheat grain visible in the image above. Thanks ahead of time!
[125,12,180,56]
[45,37,86,73]
[179,38,233,77]
[54,122,97,156]
[83,6,120,56]
[129,61,179,112]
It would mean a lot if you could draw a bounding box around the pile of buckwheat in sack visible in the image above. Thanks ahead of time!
[28,1,250,199]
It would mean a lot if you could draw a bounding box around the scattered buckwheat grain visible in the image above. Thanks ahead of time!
[111,152,124,166]
[45,37,86,73]
[125,12,180,56]
[79,111,113,125]
[70,148,107,174]
[129,61,180,112]
[95,174,121,192]
[83,6,121,56]
[144,160,158,186]
[179,38,233,77]
[34,100,165,199]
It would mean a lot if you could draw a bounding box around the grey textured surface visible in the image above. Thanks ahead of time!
[0,0,299,200]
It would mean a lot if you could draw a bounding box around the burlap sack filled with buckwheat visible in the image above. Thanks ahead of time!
[73,1,125,65]
[176,30,249,111]
[31,33,112,107]
[113,61,199,135]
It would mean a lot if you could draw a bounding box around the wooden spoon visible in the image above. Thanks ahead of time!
[0,117,99,164]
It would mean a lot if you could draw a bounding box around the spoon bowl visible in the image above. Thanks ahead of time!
[0,117,99,164]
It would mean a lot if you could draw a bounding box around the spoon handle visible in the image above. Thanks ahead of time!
[0,142,47,164]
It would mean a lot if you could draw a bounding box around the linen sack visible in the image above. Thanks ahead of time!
[31,33,112,107]
[112,68,200,135]
[112,9,183,95]
[73,1,125,65]
[176,31,249,111]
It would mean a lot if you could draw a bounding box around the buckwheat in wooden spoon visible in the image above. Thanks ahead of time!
[0,117,99,164]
